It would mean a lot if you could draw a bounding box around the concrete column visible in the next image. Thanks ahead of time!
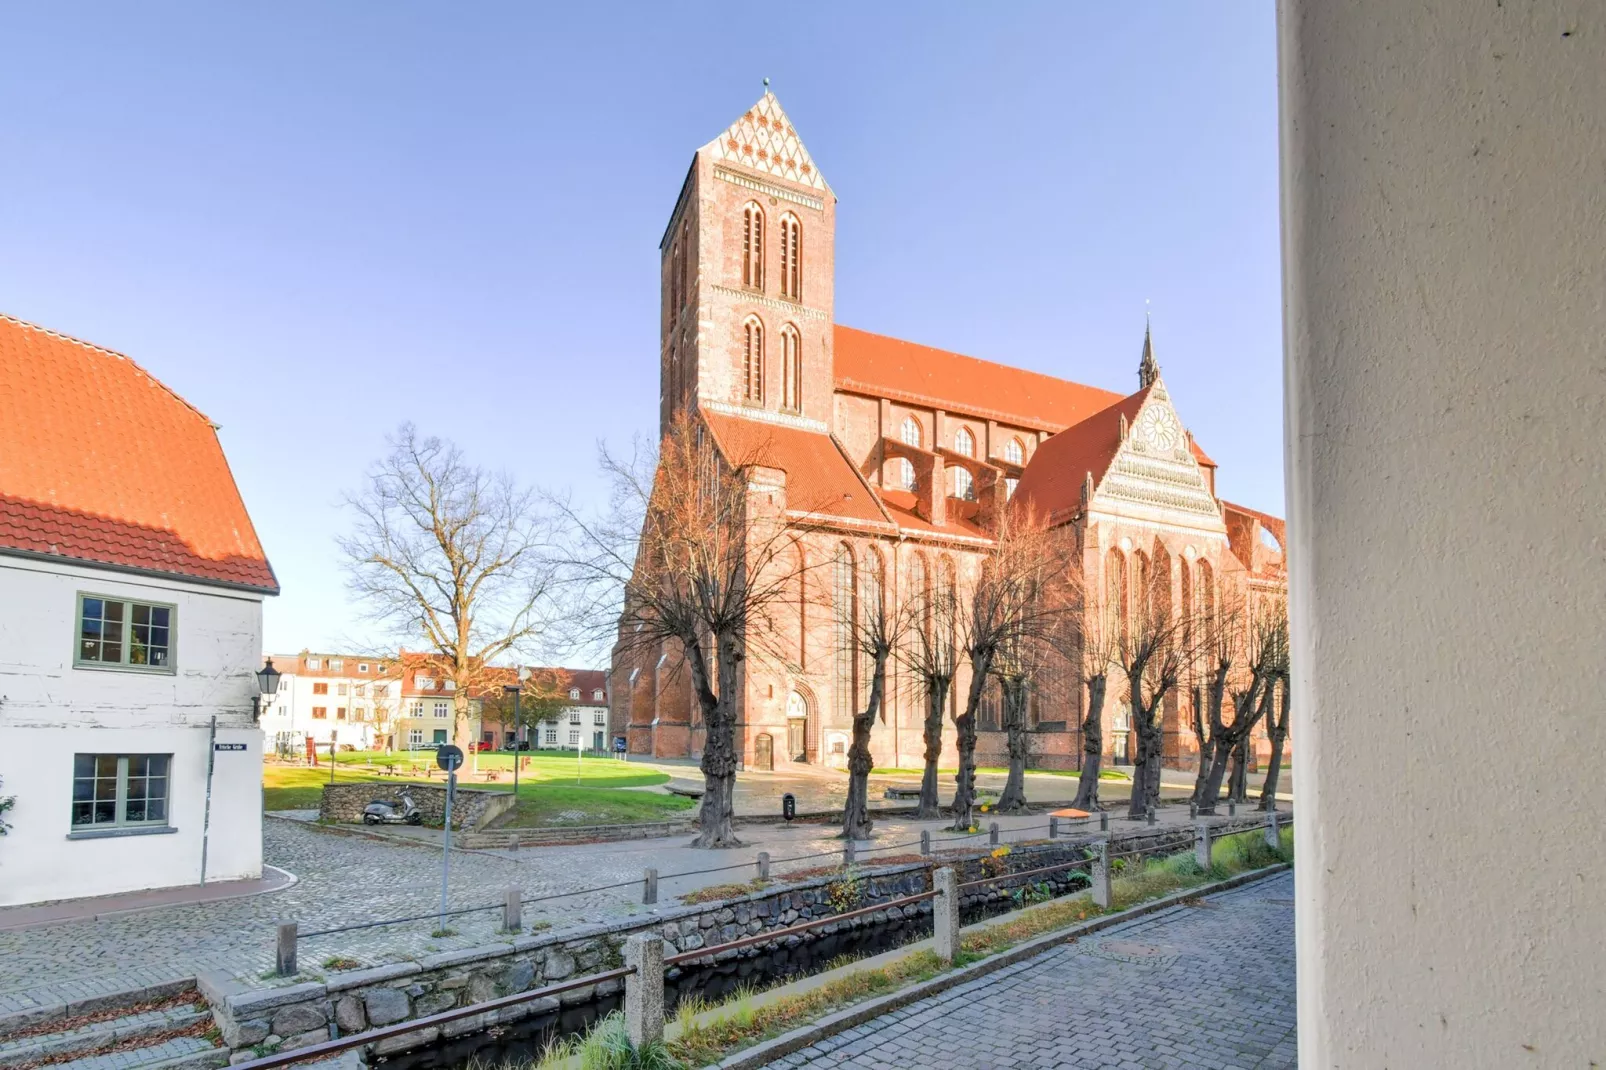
[988,822,1000,846]
[502,888,521,932]
[756,851,770,880]
[1281,2,1606,1062]
[1049,816,1061,839]
[1194,823,1214,870]
[1090,840,1111,910]
[623,933,665,1048]
[842,840,856,867]
[932,867,960,964]
[275,922,297,977]
[920,830,932,856]
[642,868,658,905]
[1264,812,1281,850]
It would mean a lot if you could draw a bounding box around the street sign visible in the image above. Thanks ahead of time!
[214,742,247,752]
[436,744,464,772]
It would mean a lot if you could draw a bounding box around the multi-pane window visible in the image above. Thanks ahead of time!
[1006,477,1019,498]
[568,728,581,746]
[330,659,343,671]
[954,427,975,457]
[312,706,328,719]
[307,658,321,670]
[779,214,801,299]
[408,729,424,747]
[408,700,424,717]
[72,754,170,829]
[1004,438,1025,465]
[897,458,916,490]
[433,701,449,718]
[569,709,582,725]
[953,467,975,500]
[78,595,173,669]
[742,203,764,289]
[780,324,801,411]
[544,725,558,745]
[336,707,347,720]
[900,417,922,448]
[744,317,765,403]
[594,711,607,725]
[569,688,580,699]
[336,683,348,696]
[593,689,605,701]
[312,682,329,695]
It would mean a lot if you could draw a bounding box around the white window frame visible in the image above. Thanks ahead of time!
[433,701,450,719]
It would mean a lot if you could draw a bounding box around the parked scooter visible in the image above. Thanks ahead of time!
[363,789,423,826]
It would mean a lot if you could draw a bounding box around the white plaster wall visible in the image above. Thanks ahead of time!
[0,556,265,905]
[1279,1,1606,1064]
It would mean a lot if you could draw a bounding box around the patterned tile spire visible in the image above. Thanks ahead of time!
[705,87,826,191]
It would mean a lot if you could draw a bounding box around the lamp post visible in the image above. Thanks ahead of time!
[503,682,522,797]
[253,657,282,723]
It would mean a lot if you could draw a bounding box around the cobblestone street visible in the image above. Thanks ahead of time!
[767,872,1297,1070]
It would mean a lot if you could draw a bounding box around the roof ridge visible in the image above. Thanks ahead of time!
[0,312,214,426]
[836,323,1122,398]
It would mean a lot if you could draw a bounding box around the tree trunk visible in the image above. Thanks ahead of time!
[1260,678,1289,810]
[688,631,743,848]
[1126,704,1153,821]
[1228,735,1250,803]
[1071,674,1107,811]
[842,649,889,841]
[1144,725,1165,812]
[950,653,992,831]
[1191,663,1229,805]
[995,676,1030,812]
[916,676,950,819]
[1197,734,1233,815]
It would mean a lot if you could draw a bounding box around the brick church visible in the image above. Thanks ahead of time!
[609,91,1287,773]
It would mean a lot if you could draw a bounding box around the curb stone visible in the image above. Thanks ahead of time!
[710,863,1292,1070]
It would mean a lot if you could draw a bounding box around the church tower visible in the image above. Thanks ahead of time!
[659,89,836,432]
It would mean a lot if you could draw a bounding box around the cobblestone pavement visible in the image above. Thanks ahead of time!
[0,798,1245,1019]
[767,871,1297,1070]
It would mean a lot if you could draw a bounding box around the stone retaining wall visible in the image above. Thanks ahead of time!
[459,819,697,849]
[318,783,516,830]
[204,812,1284,1061]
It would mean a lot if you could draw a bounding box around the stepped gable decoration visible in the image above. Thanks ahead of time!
[0,313,278,592]
[706,89,826,191]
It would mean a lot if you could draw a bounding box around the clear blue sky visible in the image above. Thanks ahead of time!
[0,4,1281,658]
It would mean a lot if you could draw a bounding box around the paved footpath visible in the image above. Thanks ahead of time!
[767,871,1297,1070]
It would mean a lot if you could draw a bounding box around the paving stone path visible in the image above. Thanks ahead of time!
[766,871,1297,1070]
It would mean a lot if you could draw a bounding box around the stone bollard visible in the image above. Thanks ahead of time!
[920,830,932,856]
[1228,801,1237,817]
[643,868,658,906]
[757,851,771,880]
[276,922,297,977]
[1049,816,1061,839]
[1189,801,1199,819]
[503,888,522,932]
[988,822,1000,846]
[623,933,665,1048]
[1091,841,1112,909]
[932,867,960,964]
[1195,823,1215,870]
[1099,811,1109,832]
[1146,806,1156,827]
[1264,811,1281,849]
[843,840,856,867]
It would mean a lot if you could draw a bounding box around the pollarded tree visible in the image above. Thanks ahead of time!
[841,547,899,840]
[1259,613,1292,811]
[897,562,959,820]
[1190,590,1243,808]
[557,412,819,848]
[1116,552,1196,821]
[1070,573,1120,812]
[1197,601,1286,814]
[951,508,1073,831]
[340,425,558,748]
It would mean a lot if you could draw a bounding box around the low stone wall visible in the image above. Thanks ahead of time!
[460,818,697,849]
[205,811,1285,1061]
[318,783,516,831]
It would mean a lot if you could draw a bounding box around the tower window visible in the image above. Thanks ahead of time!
[1004,437,1024,465]
[900,416,922,448]
[744,317,765,404]
[954,427,975,457]
[780,214,802,300]
[781,324,802,412]
[742,203,765,290]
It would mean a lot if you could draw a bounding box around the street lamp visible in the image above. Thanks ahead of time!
[254,657,282,724]
[503,682,522,796]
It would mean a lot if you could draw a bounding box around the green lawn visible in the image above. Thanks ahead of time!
[264,751,690,826]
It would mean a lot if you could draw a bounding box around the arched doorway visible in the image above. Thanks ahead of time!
[785,689,811,762]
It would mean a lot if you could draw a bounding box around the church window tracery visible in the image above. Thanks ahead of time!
[780,214,802,300]
[743,317,765,404]
[781,324,801,412]
[1004,437,1024,465]
[954,427,975,457]
[742,202,765,290]
[900,416,922,447]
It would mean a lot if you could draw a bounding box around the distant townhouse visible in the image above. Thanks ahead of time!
[478,668,610,752]
[259,652,401,755]
[0,314,278,907]
[395,652,482,751]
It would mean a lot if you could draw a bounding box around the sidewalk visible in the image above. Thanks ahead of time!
[0,867,297,934]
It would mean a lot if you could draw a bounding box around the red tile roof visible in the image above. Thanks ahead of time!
[701,410,893,528]
[834,325,1124,433]
[1010,387,1153,522]
[0,314,277,592]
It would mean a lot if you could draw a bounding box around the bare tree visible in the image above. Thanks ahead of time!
[992,633,1058,813]
[1190,592,1242,809]
[1070,575,1119,812]
[1259,622,1292,811]
[1117,563,1195,821]
[556,412,818,848]
[897,576,958,819]
[842,558,898,840]
[951,510,1071,830]
[1197,602,1286,814]
[340,425,557,747]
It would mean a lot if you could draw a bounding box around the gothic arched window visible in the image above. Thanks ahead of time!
[779,214,802,300]
[954,427,974,457]
[952,466,974,500]
[742,202,765,290]
[1004,438,1024,465]
[832,543,858,725]
[900,416,922,448]
[780,324,801,412]
[743,317,765,404]
[1006,477,1019,498]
